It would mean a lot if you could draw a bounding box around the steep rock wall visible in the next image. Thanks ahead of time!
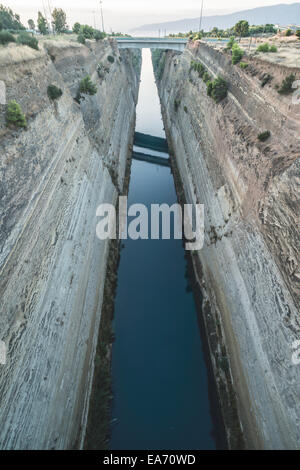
[0,39,140,449]
[154,42,300,449]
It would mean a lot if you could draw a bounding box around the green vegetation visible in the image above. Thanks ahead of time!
[79,24,94,39]
[249,24,277,35]
[234,20,249,38]
[296,30,300,39]
[77,33,86,44]
[207,81,213,97]
[226,36,236,50]
[257,43,277,53]
[202,71,211,83]
[52,8,68,34]
[239,62,248,69]
[17,32,39,50]
[76,76,97,102]
[184,105,188,113]
[258,131,271,142]
[0,4,24,31]
[47,85,63,100]
[209,77,229,103]
[190,60,206,78]
[278,74,296,95]
[93,30,105,41]
[257,43,270,52]
[191,60,228,103]
[72,22,81,34]
[231,43,244,64]
[174,99,180,111]
[6,100,27,128]
[285,29,293,37]
[37,11,48,35]
[107,55,115,63]
[73,23,106,41]
[0,30,15,45]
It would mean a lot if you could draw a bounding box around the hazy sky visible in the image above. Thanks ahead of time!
[3,0,298,32]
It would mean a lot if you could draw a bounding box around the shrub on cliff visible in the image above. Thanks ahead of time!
[226,36,236,50]
[206,81,213,97]
[296,30,300,39]
[0,30,16,45]
[239,62,248,69]
[80,24,94,39]
[202,71,211,83]
[107,55,115,63]
[94,30,105,41]
[270,45,278,53]
[257,43,270,53]
[76,75,98,102]
[77,34,85,44]
[210,77,228,103]
[231,43,244,64]
[278,74,296,94]
[47,85,63,100]
[285,29,292,37]
[17,32,38,50]
[6,100,27,128]
[258,131,271,142]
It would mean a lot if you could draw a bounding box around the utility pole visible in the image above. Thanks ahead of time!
[198,0,204,33]
[47,0,53,34]
[100,1,105,33]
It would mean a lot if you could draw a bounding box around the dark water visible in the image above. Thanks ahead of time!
[110,49,215,450]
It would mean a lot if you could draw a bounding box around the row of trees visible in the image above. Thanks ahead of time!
[169,21,278,40]
[30,8,68,35]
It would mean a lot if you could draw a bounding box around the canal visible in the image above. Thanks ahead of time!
[110,49,216,450]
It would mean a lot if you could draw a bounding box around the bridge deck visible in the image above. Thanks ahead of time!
[134,132,169,154]
[132,151,170,167]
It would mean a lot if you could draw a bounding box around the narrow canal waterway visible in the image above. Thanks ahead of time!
[110,49,216,450]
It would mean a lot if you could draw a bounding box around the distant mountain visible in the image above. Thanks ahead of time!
[132,3,300,32]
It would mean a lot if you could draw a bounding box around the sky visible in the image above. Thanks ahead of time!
[2,0,299,32]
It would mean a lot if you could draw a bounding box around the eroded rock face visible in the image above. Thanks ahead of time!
[0,39,141,449]
[154,42,300,449]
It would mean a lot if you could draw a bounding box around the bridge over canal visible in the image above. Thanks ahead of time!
[116,37,188,52]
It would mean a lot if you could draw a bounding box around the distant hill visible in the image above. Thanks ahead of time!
[132,3,300,32]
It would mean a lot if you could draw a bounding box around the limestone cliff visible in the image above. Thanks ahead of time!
[154,42,300,449]
[0,39,140,449]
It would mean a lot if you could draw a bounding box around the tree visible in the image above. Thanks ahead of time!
[37,12,48,35]
[0,4,24,30]
[52,8,67,34]
[6,100,27,128]
[28,19,35,30]
[296,30,300,39]
[234,20,249,38]
[80,24,94,39]
[73,22,81,34]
